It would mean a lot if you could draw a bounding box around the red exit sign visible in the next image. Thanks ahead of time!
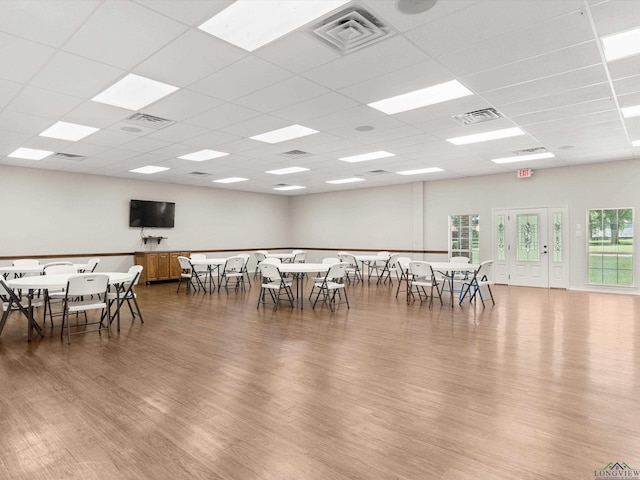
[517,168,533,178]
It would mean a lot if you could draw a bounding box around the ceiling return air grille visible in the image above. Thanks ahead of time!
[310,7,393,55]
[365,169,390,175]
[280,149,311,158]
[124,113,175,130]
[513,147,548,155]
[452,107,503,125]
[54,152,85,160]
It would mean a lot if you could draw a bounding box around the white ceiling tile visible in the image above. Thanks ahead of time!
[406,0,583,58]
[142,89,223,122]
[189,56,292,102]
[0,0,100,47]
[607,55,640,81]
[119,136,173,154]
[273,92,358,123]
[305,105,405,132]
[184,103,261,130]
[135,0,233,26]
[146,122,211,143]
[6,86,85,119]
[63,1,188,70]
[234,76,330,113]
[135,29,247,87]
[481,65,609,106]
[435,10,594,77]
[613,75,640,96]
[29,51,125,98]
[255,31,341,74]
[302,36,430,90]
[63,101,132,129]
[0,78,22,109]
[499,83,612,117]
[463,41,602,93]
[513,98,617,126]
[182,130,242,148]
[0,32,55,84]
[82,129,139,148]
[0,110,56,135]
[590,0,640,36]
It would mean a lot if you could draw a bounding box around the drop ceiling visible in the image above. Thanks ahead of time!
[0,0,639,195]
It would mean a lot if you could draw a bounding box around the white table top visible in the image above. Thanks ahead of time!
[6,272,132,290]
[265,252,296,260]
[0,264,89,276]
[277,263,330,274]
[190,257,228,266]
[354,254,386,262]
[427,262,479,272]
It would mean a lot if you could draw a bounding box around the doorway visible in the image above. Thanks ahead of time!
[492,207,568,288]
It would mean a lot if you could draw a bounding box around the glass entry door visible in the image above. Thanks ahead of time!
[493,207,567,288]
[509,209,549,287]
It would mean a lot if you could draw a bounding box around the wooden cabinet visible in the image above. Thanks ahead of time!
[135,251,190,283]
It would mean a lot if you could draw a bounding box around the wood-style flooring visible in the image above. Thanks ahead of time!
[1,279,639,479]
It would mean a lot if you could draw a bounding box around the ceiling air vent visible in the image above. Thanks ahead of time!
[54,152,85,160]
[280,149,311,158]
[124,113,175,130]
[366,169,390,175]
[513,147,548,155]
[452,107,503,125]
[310,7,393,55]
[189,171,210,176]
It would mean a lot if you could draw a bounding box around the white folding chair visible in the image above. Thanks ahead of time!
[256,262,294,311]
[43,264,78,326]
[60,274,110,344]
[85,257,100,272]
[0,279,45,337]
[408,261,443,307]
[338,252,362,284]
[176,256,206,294]
[312,262,349,312]
[221,256,246,292]
[107,265,144,330]
[395,256,412,298]
[238,253,252,287]
[190,254,214,293]
[309,257,340,299]
[254,251,267,279]
[459,260,495,307]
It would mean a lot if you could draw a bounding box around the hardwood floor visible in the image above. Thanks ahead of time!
[1,280,639,479]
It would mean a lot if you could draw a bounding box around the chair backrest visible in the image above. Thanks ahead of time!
[86,257,100,272]
[255,251,267,262]
[43,261,73,269]
[377,251,390,259]
[291,249,304,254]
[322,257,340,265]
[409,261,435,280]
[13,259,39,267]
[397,256,412,271]
[259,261,281,281]
[44,264,77,275]
[224,256,245,272]
[190,253,206,262]
[475,260,493,281]
[293,251,306,263]
[128,265,144,285]
[450,256,470,264]
[325,262,347,282]
[262,257,281,265]
[65,274,109,297]
[339,253,358,267]
[388,253,400,267]
[237,253,250,266]
[177,256,192,271]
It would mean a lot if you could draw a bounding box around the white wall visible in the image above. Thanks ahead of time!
[0,165,291,271]
[291,160,640,292]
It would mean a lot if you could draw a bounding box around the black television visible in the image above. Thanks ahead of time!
[129,199,175,228]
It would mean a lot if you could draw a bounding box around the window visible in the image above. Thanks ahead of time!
[588,208,633,286]
[449,214,479,263]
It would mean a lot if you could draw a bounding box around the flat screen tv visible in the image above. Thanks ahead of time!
[129,199,175,228]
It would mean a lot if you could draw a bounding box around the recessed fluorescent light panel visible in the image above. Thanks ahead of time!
[396,167,444,175]
[198,0,349,51]
[446,127,525,145]
[39,121,99,141]
[602,27,640,62]
[266,166,310,175]
[8,147,54,160]
[491,152,555,164]
[178,149,229,161]
[621,105,640,118]
[92,73,179,110]
[129,165,170,174]
[213,177,249,184]
[368,80,473,115]
[250,124,318,144]
[632,140,640,147]
[339,151,395,163]
[326,177,365,184]
[273,185,306,191]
